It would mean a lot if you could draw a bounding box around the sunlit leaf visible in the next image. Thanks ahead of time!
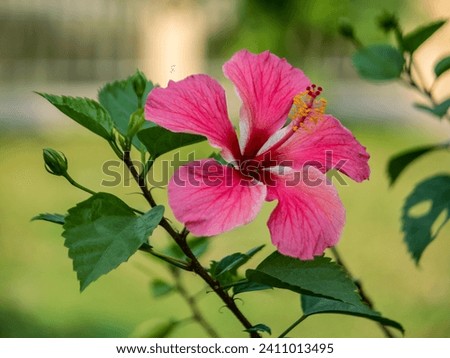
[37,93,113,140]
[352,44,405,80]
[63,193,164,291]
[246,252,361,305]
[402,175,450,264]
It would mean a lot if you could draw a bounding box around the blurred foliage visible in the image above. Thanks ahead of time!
[208,0,409,63]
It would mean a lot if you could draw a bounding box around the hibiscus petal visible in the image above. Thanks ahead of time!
[266,167,345,260]
[168,159,267,236]
[145,74,240,161]
[223,50,310,158]
[268,115,370,182]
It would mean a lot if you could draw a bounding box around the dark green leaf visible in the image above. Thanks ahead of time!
[301,295,404,334]
[98,72,155,149]
[415,99,450,118]
[37,93,113,140]
[63,193,164,291]
[244,323,272,335]
[387,145,440,185]
[166,236,209,260]
[402,20,446,53]
[137,126,206,159]
[151,279,174,298]
[352,44,405,80]
[434,56,450,78]
[232,280,272,295]
[402,175,450,264]
[246,252,361,305]
[31,213,65,225]
[211,245,265,279]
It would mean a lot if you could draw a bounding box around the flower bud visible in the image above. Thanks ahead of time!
[43,148,68,176]
[132,70,147,100]
[377,12,399,33]
[127,108,145,138]
[338,19,355,40]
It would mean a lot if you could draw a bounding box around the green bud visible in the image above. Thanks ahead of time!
[127,108,145,138]
[338,19,355,40]
[377,11,399,33]
[132,70,147,100]
[43,148,68,176]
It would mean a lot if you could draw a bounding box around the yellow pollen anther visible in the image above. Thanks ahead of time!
[289,85,327,131]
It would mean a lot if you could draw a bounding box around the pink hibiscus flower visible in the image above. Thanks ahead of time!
[145,50,370,260]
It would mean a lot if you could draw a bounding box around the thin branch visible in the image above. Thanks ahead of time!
[278,315,307,338]
[171,267,219,338]
[331,247,394,338]
[122,150,261,338]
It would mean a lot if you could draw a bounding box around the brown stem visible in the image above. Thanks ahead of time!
[122,150,261,338]
[170,267,219,338]
[331,247,395,338]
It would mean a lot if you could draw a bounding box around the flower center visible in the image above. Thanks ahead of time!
[289,84,327,131]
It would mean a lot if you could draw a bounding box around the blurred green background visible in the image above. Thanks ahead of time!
[1,0,449,338]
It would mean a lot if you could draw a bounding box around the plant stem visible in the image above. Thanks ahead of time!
[139,243,191,271]
[170,267,219,338]
[122,150,261,338]
[64,173,96,195]
[278,315,307,338]
[331,247,394,338]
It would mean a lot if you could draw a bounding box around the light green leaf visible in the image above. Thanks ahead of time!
[402,175,450,264]
[434,56,450,78]
[98,72,155,149]
[31,213,65,225]
[37,93,113,140]
[246,252,361,305]
[63,193,164,291]
[402,20,446,54]
[137,126,206,159]
[151,279,174,298]
[301,295,404,333]
[352,44,405,80]
[387,145,440,185]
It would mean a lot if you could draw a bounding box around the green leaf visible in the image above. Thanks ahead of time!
[402,20,446,54]
[62,193,164,291]
[402,175,450,264]
[31,213,65,225]
[137,126,206,159]
[98,72,155,149]
[301,295,404,334]
[165,236,209,260]
[211,245,265,279]
[352,44,405,80]
[387,145,440,185]
[150,279,174,298]
[414,99,450,118]
[244,323,272,335]
[37,93,113,140]
[209,152,228,165]
[434,56,450,78]
[232,280,272,295]
[246,252,361,305]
